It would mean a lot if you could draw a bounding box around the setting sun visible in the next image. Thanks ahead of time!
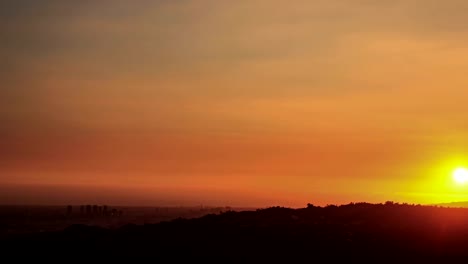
[454,168,468,184]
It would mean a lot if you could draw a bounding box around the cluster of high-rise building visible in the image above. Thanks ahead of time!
[66,205,123,217]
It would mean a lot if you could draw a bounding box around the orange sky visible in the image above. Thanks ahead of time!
[2,0,468,207]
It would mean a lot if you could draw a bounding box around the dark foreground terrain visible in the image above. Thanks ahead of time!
[3,202,468,262]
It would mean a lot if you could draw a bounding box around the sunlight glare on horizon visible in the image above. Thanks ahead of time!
[454,168,468,185]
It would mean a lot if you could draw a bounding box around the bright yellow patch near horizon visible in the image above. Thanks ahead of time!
[453,168,468,184]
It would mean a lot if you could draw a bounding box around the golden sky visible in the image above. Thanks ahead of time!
[2,0,468,207]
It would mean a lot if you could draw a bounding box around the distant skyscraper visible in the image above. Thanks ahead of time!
[66,205,73,215]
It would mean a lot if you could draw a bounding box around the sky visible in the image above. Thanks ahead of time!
[2,0,468,207]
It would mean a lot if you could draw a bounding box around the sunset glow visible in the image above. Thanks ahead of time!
[2,1,468,207]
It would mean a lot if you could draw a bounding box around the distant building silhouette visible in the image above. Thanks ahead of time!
[86,205,92,215]
[66,205,73,215]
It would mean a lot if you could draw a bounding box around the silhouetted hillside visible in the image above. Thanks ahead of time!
[3,202,468,262]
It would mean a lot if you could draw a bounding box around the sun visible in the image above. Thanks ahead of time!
[453,168,468,184]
